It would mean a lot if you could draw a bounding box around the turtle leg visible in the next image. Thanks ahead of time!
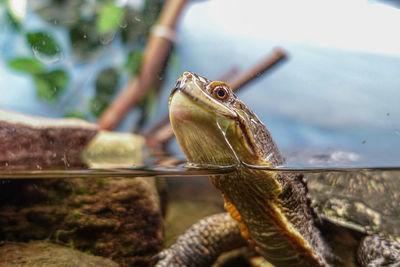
[154,212,247,266]
[357,235,400,266]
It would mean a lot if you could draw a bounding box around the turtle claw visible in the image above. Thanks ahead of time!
[153,249,177,267]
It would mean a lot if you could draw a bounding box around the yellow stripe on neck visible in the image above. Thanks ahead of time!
[224,195,255,247]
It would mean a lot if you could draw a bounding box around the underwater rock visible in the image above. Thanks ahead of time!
[0,177,164,266]
[0,240,120,266]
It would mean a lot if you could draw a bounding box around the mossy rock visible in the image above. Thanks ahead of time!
[0,177,163,266]
[0,240,119,266]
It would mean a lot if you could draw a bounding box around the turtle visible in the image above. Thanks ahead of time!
[155,72,400,266]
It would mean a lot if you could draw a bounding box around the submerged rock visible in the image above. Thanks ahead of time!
[0,177,163,266]
[0,240,120,266]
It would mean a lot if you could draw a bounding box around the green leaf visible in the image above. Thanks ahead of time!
[45,69,68,90]
[34,76,53,101]
[69,20,100,58]
[96,2,124,34]
[90,67,119,117]
[34,69,68,101]
[124,50,142,75]
[7,57,45,74]
[89,98,107,118]
[95,67,119,96]
[26,31,61,57]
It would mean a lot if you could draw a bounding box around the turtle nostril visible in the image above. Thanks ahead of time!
[174,80,181,89]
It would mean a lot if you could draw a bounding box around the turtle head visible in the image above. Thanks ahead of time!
[169,72,284,167]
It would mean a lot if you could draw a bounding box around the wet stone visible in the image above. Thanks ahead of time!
[0,177,164,266]
[0,240,120,267]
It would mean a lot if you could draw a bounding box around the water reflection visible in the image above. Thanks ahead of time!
[1,148,400,177]
[0,149,399,249]
[0,163,236,179]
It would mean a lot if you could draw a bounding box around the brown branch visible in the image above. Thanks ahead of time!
[230,47,287,91]
[146,48,288,149]
[218,67,240,83]
[146,123,175,149]
[98,0,188,130]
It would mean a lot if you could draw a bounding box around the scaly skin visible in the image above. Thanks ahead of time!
[155,213,246,266]
[156,72,400,266]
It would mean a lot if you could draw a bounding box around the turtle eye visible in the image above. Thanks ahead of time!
[213,86,229,101]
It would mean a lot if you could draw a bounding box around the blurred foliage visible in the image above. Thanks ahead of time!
[26,31,61,57]
[8,57,68,101]
[8,57,45,73]
[6,23,69,101]
[33,0,163,59]
[125,50,143,75]
[96,2,124,34]
[3,0,164,123]
[89,67,119,117]
[34,70,68,101]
